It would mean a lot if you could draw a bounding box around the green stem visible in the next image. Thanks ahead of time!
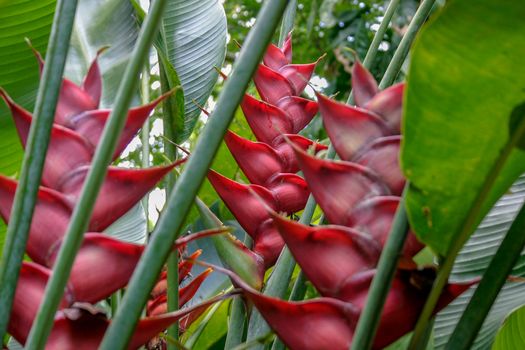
[278,0,296,46]
[24,0,168,348]
[225,298,247,349]
[408,104,525,350]
[350,190,410,350]
[445,207,525,348]
[248,0,403,341]
[141,67,151,229]
[99,1,289,348]
[0,0,78,340]
[160,52,180,348]
[378,0,436,90]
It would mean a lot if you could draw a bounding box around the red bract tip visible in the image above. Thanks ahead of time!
[291,144,390,225]
[56,78,99,127]
[263,43,290,70]
[364,83,405,134]
[317,92,389,160]
[282,33,293,63]
[70,91,170,159]
[225,131,286,184]
[353,135,405,195]
[352,59,379,107]
[241,94,293,144]
[81,48,107,108]
[346,196,424,263]
[60,163,180,232]
[271,214,381,299]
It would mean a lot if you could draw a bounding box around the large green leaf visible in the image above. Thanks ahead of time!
[0,0,56,176]
[162,0,227,142]
[402,0,525,255]
[492,304,525,350]
[433,175,525,349]
[65,0,139,107]
[0,0,56,254]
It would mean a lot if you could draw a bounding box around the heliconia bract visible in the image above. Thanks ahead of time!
[0,50,216,349]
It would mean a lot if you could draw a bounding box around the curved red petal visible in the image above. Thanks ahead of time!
[60,163,177,231]
[47,233,145,304]
[225,130,285,185]
[241,94,293,144]
[263,43,289,70]
[352,60,378,107]
[346,196,424,261]
[272,214,380,299]
[81,54,104,108]
[364,83,405,134]
[353,135,405,195]
[275,96,318,133]
[317,93,388,160]
[292,146,389,225]
[253,64,295,105]
[0,175,72,264]
[55,79,98,127]
[268,173,309,213]
[70,92,168,159]
[278,62,317,95]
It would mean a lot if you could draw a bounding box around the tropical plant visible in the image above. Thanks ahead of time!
[0,0,524,349]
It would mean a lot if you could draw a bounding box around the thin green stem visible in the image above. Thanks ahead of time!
[24,0,168,348]
[141,67,151,229]
[99,1,289,348]
[445,202,525,349]
[0,0,78,340]
[278,0,296,46]
[249,0,403,342]
[350,190,410,350]
[378,0,436,90]
[225,298,247,349]
[408,105,525,350]
[160,53,180,348]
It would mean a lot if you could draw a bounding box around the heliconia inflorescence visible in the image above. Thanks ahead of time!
[0,51,217,349]
[208,34,326,272]
[208,36,477,349]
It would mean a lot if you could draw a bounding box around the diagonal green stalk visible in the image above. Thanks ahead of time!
[159,61,180,348]
[445,202,525,349]
[278,0,296,46]
[141,67,151,227]
[0,0,79,340]
[408,107,525,349]
[350,189,410,350]
[99,1,289,348]
[248,0,403,343]
[24,0,169,348]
